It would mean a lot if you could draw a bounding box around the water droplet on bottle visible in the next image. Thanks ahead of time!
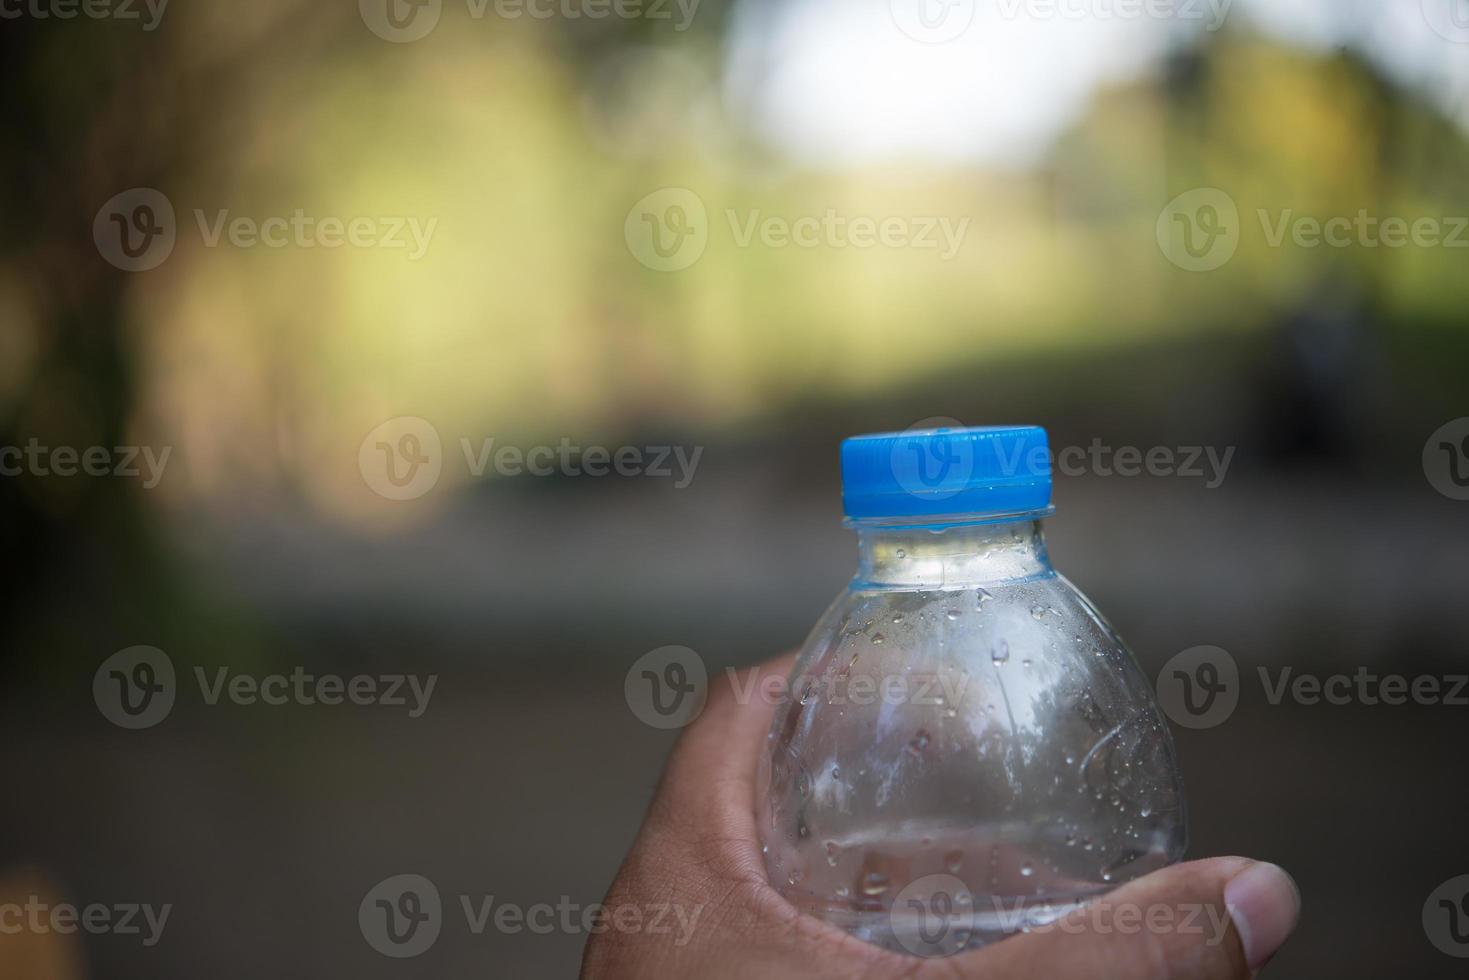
[946,609,961,621]
[944,706,958,718]
[1139,806,1152,818]
[832,767,841,779]
[895,548,907,559]
[825,841,840,866]
[976,588,993,607]
[1064,832,1077,847]
[788,870,803,886]
[861,872,889,896]
[908,729,931,754]
[892,613,904,625]
[1021,658,1032,668]
[799,682,816,705]
[1020,862,1035,877]
[797,771,811,799]
[872,633,885,645]
[835,885,849,898]
[1030,605,1045,620]
[1100,870,1114,883]
[991,640,1010,664]
[945,850,964,873]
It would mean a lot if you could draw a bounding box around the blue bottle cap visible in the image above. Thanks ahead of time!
[841,425,1052,523]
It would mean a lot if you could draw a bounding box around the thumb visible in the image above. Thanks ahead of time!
[959,857,1300,979]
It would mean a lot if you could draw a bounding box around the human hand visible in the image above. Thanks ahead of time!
[584,655,1300,979]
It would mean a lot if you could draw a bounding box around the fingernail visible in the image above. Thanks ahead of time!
[1224,862,1300,972]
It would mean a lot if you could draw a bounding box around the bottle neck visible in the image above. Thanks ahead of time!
[853,518,1053,589]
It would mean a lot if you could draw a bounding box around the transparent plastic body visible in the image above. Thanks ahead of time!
[757,516,1187,956]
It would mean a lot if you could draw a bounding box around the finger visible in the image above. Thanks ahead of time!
[590,654,910,978]
[960,857,1300,979]
[645,652,797,850]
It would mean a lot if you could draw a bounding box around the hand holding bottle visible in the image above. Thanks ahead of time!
[582,656,1300,979]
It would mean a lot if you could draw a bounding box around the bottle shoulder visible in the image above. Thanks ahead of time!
[797,572,1137,671]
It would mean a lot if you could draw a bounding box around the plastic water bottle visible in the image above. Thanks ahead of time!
[757,426,1187,956]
